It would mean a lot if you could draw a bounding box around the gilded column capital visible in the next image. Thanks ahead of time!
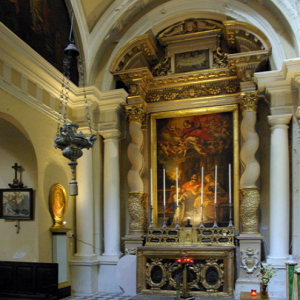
[239,92,259,113]
[125,104,147,126]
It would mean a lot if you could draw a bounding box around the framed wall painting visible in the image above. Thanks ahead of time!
[0,188,33,220]
[150,105,239,229]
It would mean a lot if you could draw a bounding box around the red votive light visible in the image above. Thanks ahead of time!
[251,289,257,296]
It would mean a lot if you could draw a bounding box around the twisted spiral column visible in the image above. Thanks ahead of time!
[239,92,260,234]
[125,104,147,234]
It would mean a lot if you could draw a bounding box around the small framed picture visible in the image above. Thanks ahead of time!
[0,188,34,220]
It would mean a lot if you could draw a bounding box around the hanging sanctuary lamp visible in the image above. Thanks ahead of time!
[54,13,96,196]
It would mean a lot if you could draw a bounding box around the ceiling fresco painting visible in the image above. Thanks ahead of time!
[0,0,71,75]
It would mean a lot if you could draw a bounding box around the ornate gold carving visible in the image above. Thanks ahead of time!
[145,227,235,246]
[152,56,171,76]
[239,92,258,113]
[240,188,260,233]
[149,72,232,88]
[129,84,139,96]
[125,104,147,125]
[128,192,147,232]
[241,68,255,82]
[200,258,224,291]
[213,47,229,68]
[146,83,240,102]
[139,250,233,297]
[146,258,168,289]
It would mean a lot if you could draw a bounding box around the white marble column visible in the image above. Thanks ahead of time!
[102,131,122,257]
[75,148,96,256]
[268,114,292,264]
[98,130,123,293]
[69,147,99,296]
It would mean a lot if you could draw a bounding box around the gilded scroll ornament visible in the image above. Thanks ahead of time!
[125,104,147,125]
[241,247,259,273]
[128,192,147,232]
[152,56,171,76]
[213,47,229,68]
[240,92,258,113]
[240,188,260,233]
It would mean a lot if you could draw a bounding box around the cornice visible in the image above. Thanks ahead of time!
[255,58,300,92]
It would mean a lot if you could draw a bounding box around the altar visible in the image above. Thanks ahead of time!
[136,227,235,298]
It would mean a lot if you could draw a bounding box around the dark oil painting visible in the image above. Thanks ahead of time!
[156,111,233,227]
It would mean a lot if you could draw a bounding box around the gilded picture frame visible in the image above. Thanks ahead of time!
[49,183,67,229]
[0,188,33,220]
[150,105,239,229]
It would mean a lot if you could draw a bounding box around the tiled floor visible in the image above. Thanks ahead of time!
[62,292,133,300]
[62,292,234,300]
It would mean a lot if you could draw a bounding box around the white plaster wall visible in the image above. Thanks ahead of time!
[0,91,75,263]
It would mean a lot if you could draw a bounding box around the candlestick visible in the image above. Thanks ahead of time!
[214,165,217,204]
[176,167,178,206]
[201,166,204,206]
[162,167,167,228]
[150,168,153,206]
[229,163,232,204]
[213,165,218,228]
[199,166,205,228]
[163,168,166,207]
[149,169,153,228]
[175,167,180,228]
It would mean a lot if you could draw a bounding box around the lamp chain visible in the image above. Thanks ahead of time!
[78,57,93,136]
[56,54,72,136]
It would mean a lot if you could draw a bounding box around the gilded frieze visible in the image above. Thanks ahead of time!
[146,83,239,102]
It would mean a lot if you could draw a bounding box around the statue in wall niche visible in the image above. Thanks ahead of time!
[241,247,260,274]
[49,183,67,229]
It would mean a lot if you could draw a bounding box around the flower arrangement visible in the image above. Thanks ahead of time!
[258,264,278,287]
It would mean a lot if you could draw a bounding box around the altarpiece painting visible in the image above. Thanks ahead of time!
[151,105,238,227]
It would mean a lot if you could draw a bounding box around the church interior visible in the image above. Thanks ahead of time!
[1,0,300,299]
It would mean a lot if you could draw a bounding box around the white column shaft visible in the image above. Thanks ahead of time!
[76,148,95,256]
[103,138,122,256]
[268,115,292,262]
